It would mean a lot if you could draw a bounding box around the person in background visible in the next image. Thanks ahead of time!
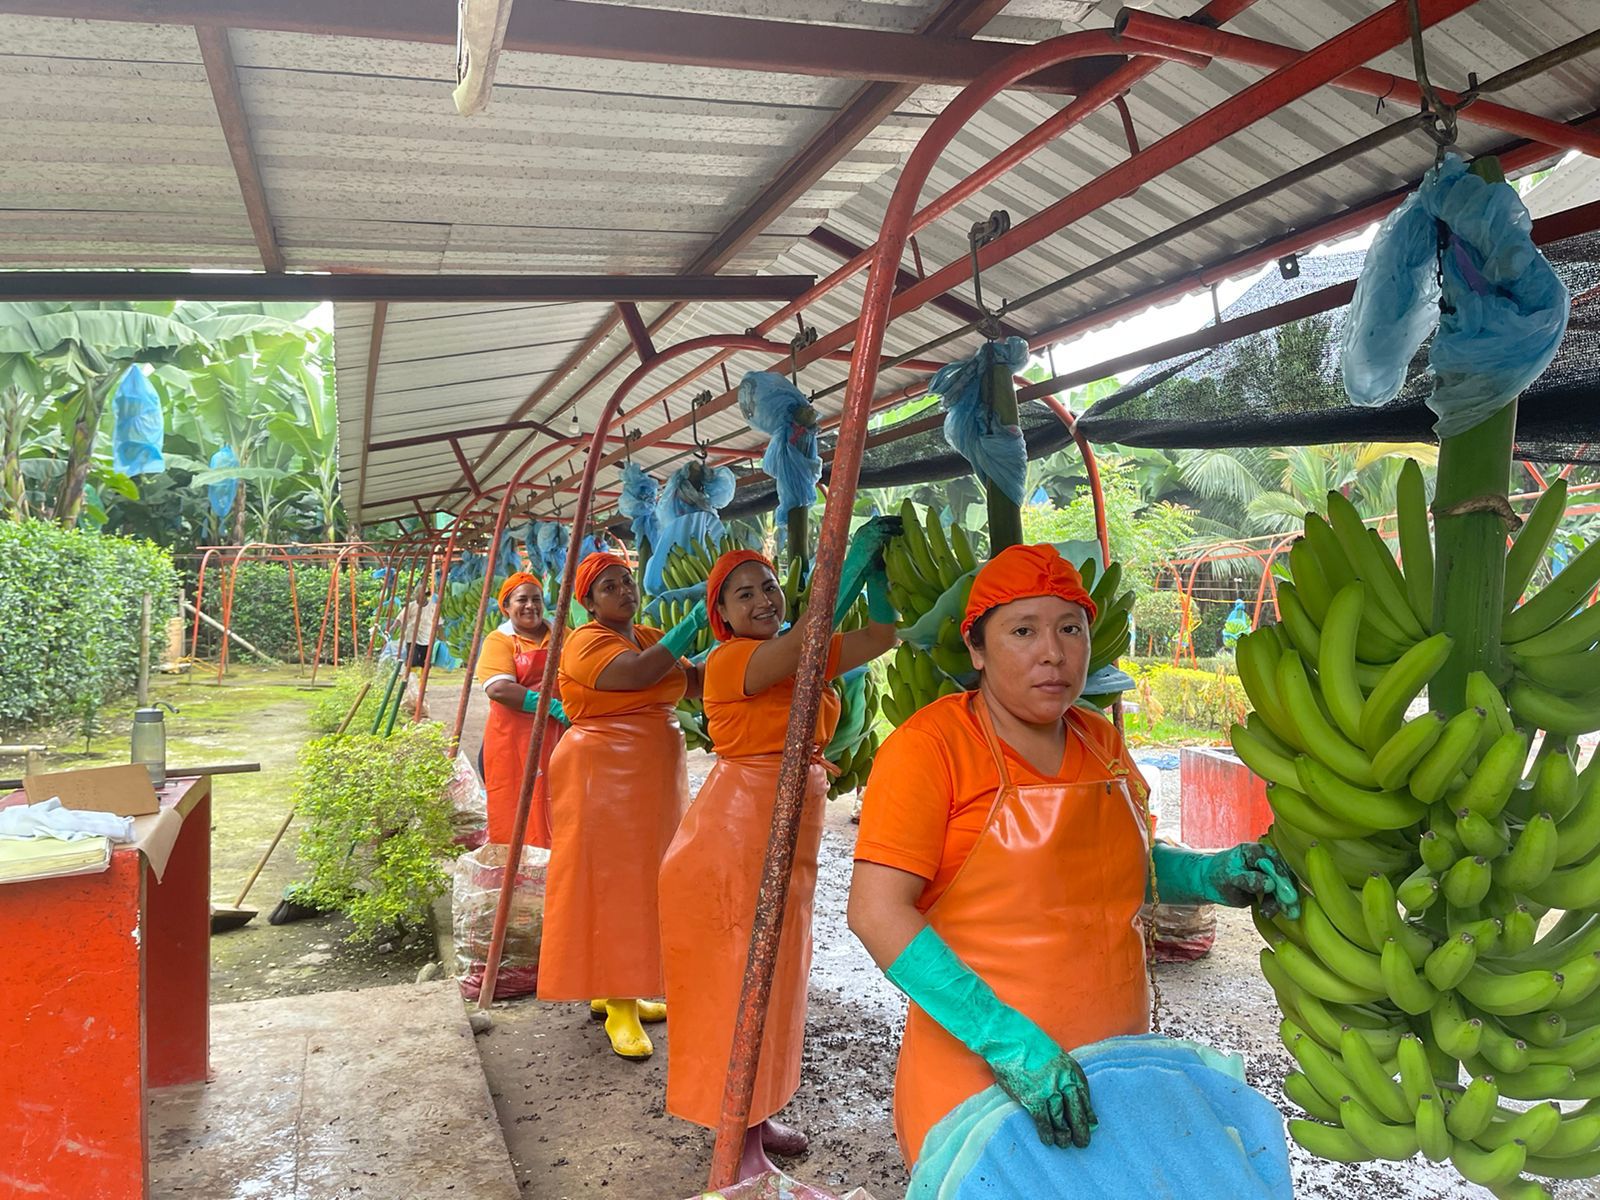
[847,543,1299,1168]
[537,551,707,1060]
[395,583,438,668]
[474,572,566,847]
[658,525,898,1179]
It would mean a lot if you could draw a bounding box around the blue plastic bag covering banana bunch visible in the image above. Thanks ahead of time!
[1341,153,1569,437]
[643,461,736,596]
[618,461,661,554]
[908,1035,1291,1199]
[738,371,823,519]
[934,338,1031,505]
[112,365,165,477]
[880,504,1135,724]
[1234,459,1600,1195]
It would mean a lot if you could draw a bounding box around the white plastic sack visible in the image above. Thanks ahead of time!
[453,841,548,1000]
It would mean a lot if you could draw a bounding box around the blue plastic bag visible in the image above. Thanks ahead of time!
[618,462,661,554]
[112,366,164,477]
[737,371,821,518]
[910,1034,1291,1200]
[536,522,569,579]
[643,461,736,594]
[934,338,1030,506]
[1222,598,1252,649]
[1342,153,1570,435]
[207,446,239,519]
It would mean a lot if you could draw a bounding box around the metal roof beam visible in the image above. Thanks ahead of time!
[617,303,656,361]
[354,300,387,523]
[0,273,817,303]
[1,0,1114,96]
[194,25,283,273]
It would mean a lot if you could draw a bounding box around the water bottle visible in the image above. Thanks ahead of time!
[130,702,177,787]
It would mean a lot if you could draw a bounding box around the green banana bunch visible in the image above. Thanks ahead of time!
[1241,460,1600,1196]
[882,499,974,624]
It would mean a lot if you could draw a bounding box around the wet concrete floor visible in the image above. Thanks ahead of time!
[149,981,519,1200]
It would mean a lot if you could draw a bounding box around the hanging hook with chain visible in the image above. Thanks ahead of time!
[690,390,712,462]
[1406,0,1479,163]
[967,210,1011,340]
[789,318,817,387]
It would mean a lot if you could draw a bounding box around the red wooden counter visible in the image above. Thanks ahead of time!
[0,774,211,1200]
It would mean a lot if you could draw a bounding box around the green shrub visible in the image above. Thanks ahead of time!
[293,722,459,943]
[194,561,387,662]
[308,662,386,735]
[1132,589,1188,654]
[0,519,177,734]
[1128,662,1247,733]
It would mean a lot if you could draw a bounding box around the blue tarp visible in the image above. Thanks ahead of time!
[934,338,1031,506]
[1342,153,1570,436]
[111,366,164,477]
[207,446,239,519]
[737,371,822,518]
[909,1034,1292,1199]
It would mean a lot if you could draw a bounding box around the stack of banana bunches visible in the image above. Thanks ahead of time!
[1228,462,1600,1197]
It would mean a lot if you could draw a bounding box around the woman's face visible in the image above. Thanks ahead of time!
[967,595,1091,726]
[505,582,546,635]
[585,564,639,624]
[718,561,785,640]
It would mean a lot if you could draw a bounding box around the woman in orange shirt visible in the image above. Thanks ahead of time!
[474,572,566,848]
[847,543,1299,1169]
[658,543,897,1179]
[538,550,708,1060]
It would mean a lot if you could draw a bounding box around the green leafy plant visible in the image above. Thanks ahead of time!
[1020,461,1194,595]
[1132,588,1189,655]
[0,518,176,734]
[1127,662,1247,733]
[293,722,459,944]
[308,662,384,735]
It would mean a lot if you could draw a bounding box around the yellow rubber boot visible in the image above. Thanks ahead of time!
[602,999,653,1060]
[591,998,666,1024]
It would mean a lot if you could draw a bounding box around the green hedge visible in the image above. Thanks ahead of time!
[194,561,389,662]
[0,519,177,733]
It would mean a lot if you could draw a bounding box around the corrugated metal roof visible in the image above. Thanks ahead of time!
[1,1,1596,523]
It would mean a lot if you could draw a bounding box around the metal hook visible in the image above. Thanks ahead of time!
[967,210,1011,340]
[690,390,712,460]
[789,321,817,386]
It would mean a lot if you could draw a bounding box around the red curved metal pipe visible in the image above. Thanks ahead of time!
[189,547,221,658]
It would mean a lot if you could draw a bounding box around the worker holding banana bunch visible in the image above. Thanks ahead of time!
[848,542,1302,1169]
[658,521,899,1180]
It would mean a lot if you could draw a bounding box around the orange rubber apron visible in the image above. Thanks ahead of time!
[894,704,1152,1169]
[658,751,833,1128]
[536,703,689,1001]
[481,641,562,848]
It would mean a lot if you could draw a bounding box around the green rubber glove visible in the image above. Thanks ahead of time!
[833,515,903,626]
[885,926,1096,1150]
[659,598,708,658]
[519,690,568,726]
[1150,842,1300,919]
[865,564,898,625]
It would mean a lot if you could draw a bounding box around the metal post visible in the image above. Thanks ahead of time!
[137,592,151,707]
[980,359,1024,552]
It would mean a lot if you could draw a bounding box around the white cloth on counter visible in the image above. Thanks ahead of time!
[0,797,135,843]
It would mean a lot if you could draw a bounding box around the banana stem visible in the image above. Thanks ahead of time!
[787,506,810,574]
[1430,400,1518,713]
[981,357,1024,552]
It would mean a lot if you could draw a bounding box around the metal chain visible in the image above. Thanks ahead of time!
[690,390,712,460]
[967,210,1011,340]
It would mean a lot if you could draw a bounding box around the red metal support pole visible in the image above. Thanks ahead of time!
[189,547,220,658]
[287,559,305,672]
[411,522,462,724]
[216,540,264,682]
[348,556,361,657]
[474,333,794,1010]
[702,1,1470,1179]
[308,558,340,684]
[330,554,342,670]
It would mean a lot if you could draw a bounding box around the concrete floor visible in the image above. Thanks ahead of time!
[149,981,520,1200]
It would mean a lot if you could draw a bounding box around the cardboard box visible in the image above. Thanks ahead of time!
[23,763,160,817]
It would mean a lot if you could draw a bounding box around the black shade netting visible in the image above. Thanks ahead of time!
[1075,231,1600,465]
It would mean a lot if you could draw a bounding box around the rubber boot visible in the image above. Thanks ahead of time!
[602,998,653,1060]
[760,1117,808,1157]
[738,1124,777,1182]
[591,997,666,1024]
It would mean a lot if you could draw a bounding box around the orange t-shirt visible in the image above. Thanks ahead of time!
[703,634,845,757]
[473,622,556,692]
[557,622,687,719]
[855,692,1148,911]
